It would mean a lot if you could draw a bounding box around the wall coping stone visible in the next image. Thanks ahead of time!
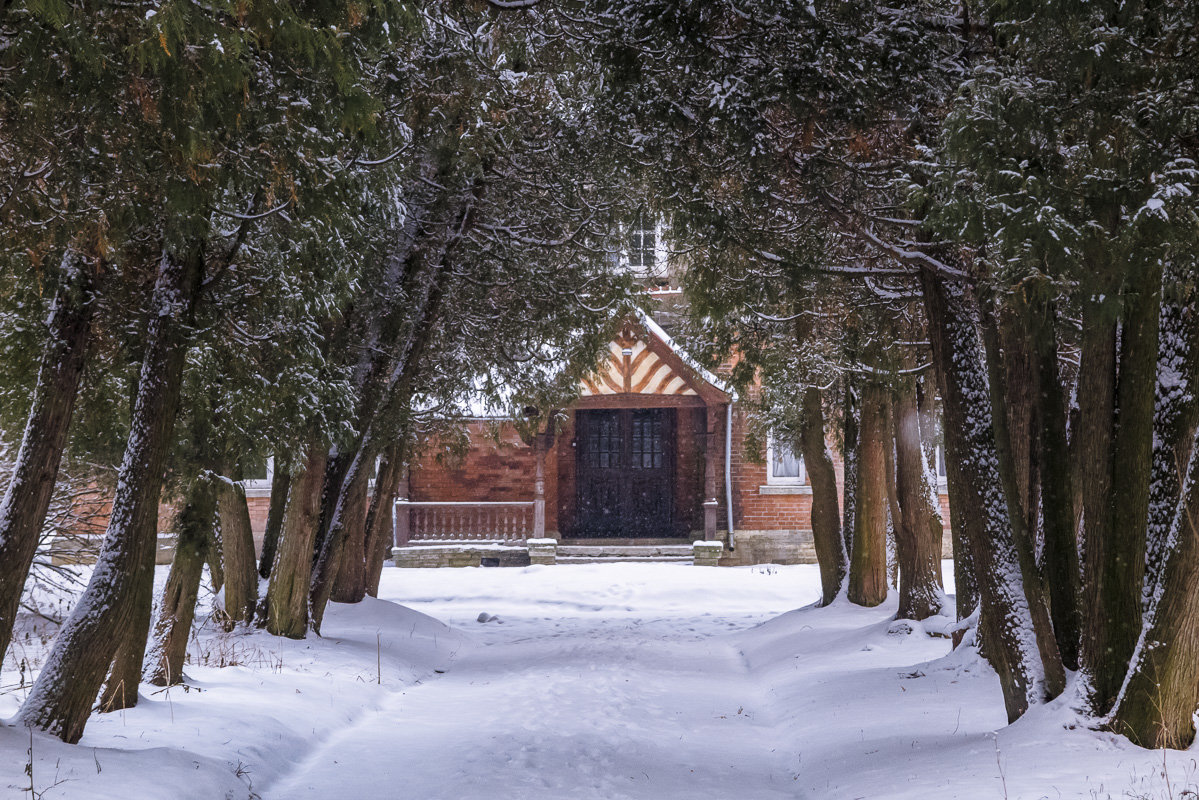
[758,484,814,495]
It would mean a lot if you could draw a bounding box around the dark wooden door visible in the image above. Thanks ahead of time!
[576,409,674,537]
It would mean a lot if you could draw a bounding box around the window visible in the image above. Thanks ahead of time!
[626,212,657,272]
[241,457,270,483]
[240,456,274,496]
[935,444,947,481]
[766,434,806,485]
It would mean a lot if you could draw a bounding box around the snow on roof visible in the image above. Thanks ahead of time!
[634,309,738,400]
[427,311,736,421]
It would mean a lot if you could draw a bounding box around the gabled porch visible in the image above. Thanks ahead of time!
[392,312,734,566]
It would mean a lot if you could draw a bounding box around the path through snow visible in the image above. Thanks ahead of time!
[6,562,1196,799]
[267,566,806,799]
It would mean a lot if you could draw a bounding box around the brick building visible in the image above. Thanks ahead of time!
[390,307,952,567]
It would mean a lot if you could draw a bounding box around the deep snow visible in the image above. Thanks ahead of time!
[2,562,1197,799]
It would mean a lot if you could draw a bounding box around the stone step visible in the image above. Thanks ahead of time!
[556,537,695,547]
[556,544,694,559]
[556,555,694,564]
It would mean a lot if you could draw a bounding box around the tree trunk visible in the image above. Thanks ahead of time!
[978,295,1066,692]
[18,245,203,743]
[329,459,372,603]
[265,443,328,639]
[310,447,373,628]
[1081,263,1162,714]
[1113,419,1199,748]
[206,518,225,594]
[1143,290,1199,611]
[799,387,846,606]
[883,409,902,591]
[921,270,1064,722]
[311,270,447,630]
[96,498,159,712]
[994,303,1041,552]
[893,377,946,621]
[922,364,978,635]
[146,476,217,686]
[216,473,257,627]
[312,447,350,571]
[365,443,405,598]
[1028,292,1082,670]
[841,377,859,557]
[1113,286,1199,748]
[882,412,901,594]
[258,465,291,579]
[0,248,96,665]
[848,382,888,607]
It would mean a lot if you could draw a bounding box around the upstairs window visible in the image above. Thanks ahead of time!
[767,434,806,485]
[626,212,657,272]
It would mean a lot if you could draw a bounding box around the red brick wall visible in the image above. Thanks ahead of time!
[728,406,833,531]
[409,422,553,529]
[728,405,951,534]
[403,405,952,540]
[247,495,271,548]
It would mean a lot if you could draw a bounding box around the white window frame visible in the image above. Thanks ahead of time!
[766,433,806,486]
[240,456,274,497]
[620,213,668,280]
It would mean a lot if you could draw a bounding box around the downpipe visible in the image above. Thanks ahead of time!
[726,402,734,550]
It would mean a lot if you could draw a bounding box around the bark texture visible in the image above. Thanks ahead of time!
[96,504,158,713]
[329,463,372,604]
[1113,423,1199,748]
[18,245,203,743]
[1028,293,1081,670]
[365,444,405,597]
[1143,292,1199,610]
[799,387,846,606]
[265,444,328,639]
[146,477,217,686]
[0,249,96,665]
[217,475,258,626]
[1081,264,1162,714]
[258,466,291,579]
[1111,288,1199,748]
[921,270,1064,722]
[841,377,859,555]
[847,382,888,607]
[892,378,945,621]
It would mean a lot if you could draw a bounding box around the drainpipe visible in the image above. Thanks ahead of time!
[725,402,735,550]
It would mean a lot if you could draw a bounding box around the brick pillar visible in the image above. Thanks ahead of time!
[533,432,546,539]
[394,469,411,547]
[703,404,721,541]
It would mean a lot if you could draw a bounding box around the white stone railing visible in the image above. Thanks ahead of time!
[394,500,542,545]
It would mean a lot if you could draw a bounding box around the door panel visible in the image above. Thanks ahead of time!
[576,409,674,537]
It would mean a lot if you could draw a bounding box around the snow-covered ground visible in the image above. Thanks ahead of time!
[2,562,1197,799]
